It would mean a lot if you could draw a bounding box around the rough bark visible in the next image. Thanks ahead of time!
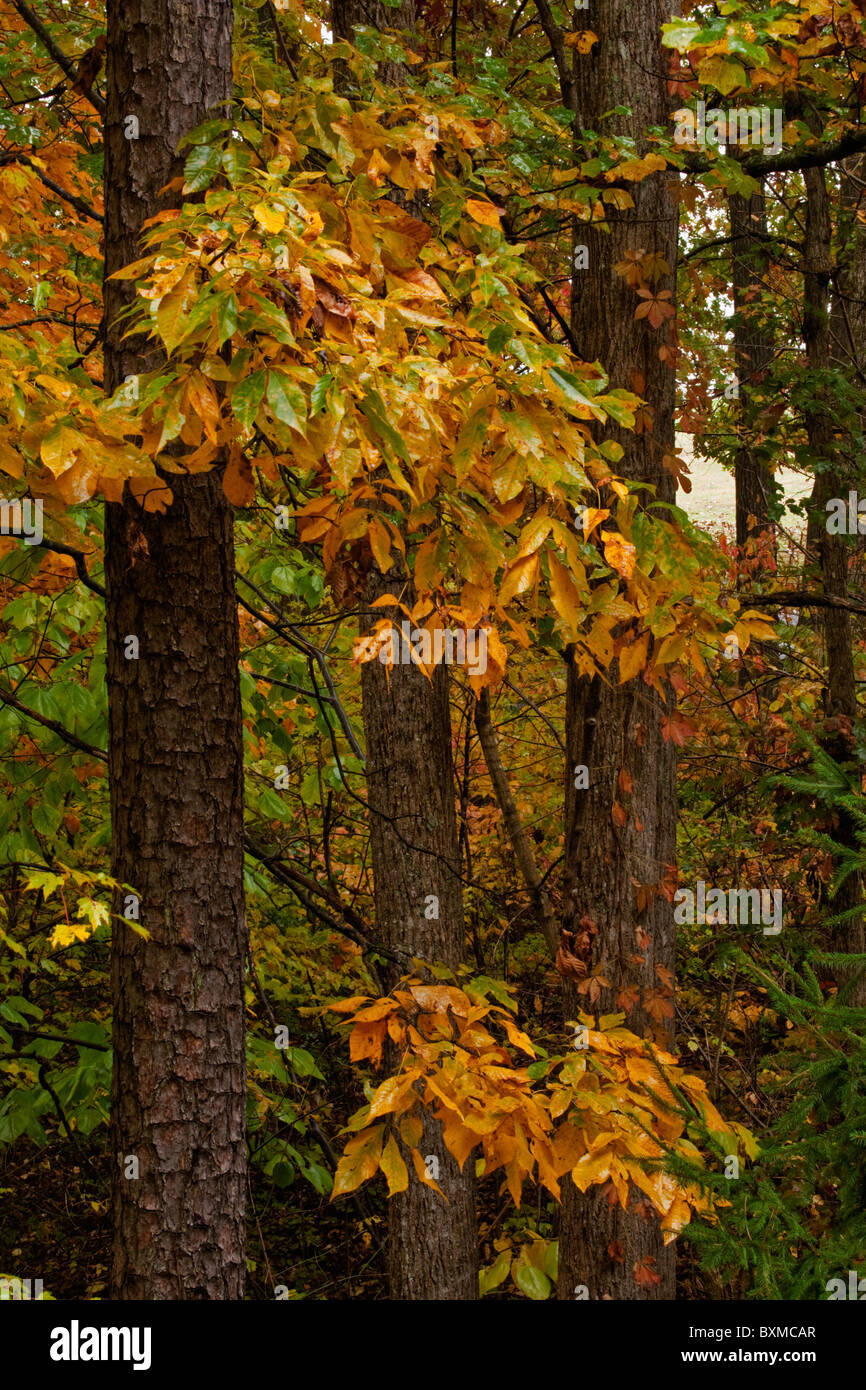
[802,163,866,1006]
[729,174,775,548]
[104,0,247,1299]
[333,0,478,1299]
[557,0,680,1301]
[360,576,478,1300]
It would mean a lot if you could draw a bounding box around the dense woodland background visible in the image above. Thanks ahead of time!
[1,0,866,1302]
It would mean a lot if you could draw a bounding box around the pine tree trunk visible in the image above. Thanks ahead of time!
[103,0,247,1299]
[557,0,680,1301]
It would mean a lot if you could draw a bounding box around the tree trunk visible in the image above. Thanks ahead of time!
[729,174,775,548]
[332,0,478,1299]
[360,577,478,1300]
[802,162,866,1006]
[104,0,247,1299]
[557,0,680,1301]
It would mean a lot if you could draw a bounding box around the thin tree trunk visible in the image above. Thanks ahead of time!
[729,173,775,548]
[474,689,559,956]
[557,0,680,1301]
[360,576,478,1300]
[104,0,247,1299]
[332,0,478,1299]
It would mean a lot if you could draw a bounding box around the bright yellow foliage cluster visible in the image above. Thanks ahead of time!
[328,975,756,1241]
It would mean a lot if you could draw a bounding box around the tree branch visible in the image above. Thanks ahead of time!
[683,128,866,180]
[11,1,105,114]
[0,683,107,759]
[0,153,103,223]
[531,0,575,113]
[744,590,866,617]
[36,539,105,597]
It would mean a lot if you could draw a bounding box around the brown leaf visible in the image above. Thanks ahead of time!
[313,276,353,318]
[633,1256,662,1289]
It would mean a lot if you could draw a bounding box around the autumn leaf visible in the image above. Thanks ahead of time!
[602,531,637,579]
[331,1126,384,1199]
[634,287,675,329]
[380,1133,410,1195]
[499,552,539,606]
[254,203,286,235]
[660,714,698,747]
[617,633,649,683]
[465,198,502,227]
[633,1256,662,1289]
[222,447,255,507]
[563,30,598,52]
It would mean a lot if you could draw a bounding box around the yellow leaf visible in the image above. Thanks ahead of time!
[410,1145,444,1195]
[222,447,255,507]
[465,198,502,227]
[331,1126,384,1199]
[618,632,649,683]
[548,552,582,633]
[414,530,444,591]
[326,995,370,1014]
[254,203,285,234]
[499,552,539,606]
[367,518,393,572]
[563,29,598,52]
[581,506,609,539]
[380,1133,410,1195]
[50,920,94,948]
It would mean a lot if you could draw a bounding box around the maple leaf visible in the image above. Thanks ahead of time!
[616,986,641,1014]
[633,1256,662,1289]
[577,970,610,1004]
[607,1240,625,1263]
[660,714,698,747]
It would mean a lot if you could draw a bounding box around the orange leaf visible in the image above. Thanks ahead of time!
[465,198,502,227]
[602,531,636,579]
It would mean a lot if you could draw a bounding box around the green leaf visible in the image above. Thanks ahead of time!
[232,370,267,430]
[660,20,702,50]
[267,372,307,434]
[183,143,221,193]
[514,1261,551,1300]
[216,293,238,346]
[479,1248,512,1295]
[359,389,410,463]
[286,1046,324,1080]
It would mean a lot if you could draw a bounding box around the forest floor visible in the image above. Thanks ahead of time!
[675,433,812,545]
